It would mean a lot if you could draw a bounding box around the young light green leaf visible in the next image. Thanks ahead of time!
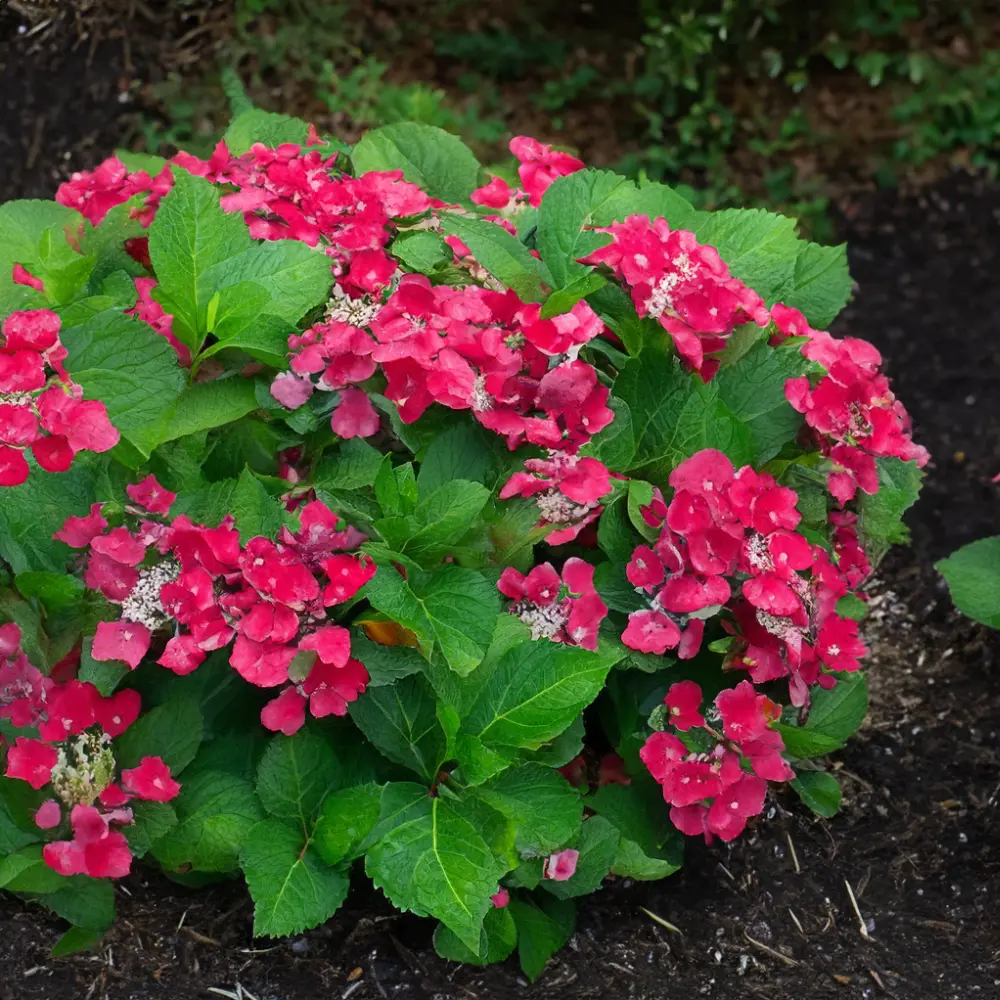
[463,640,623,749]
[256,730,338,824]
[434,906,517,965]
[541,815,620,900]
[441,214,551,302]
[363,565,499,676]
[365,793,507,955]
[349,674,452,780]
[937,536,1000,628]
[478,763,583,855]
[791,770,842,817]
[152,770,265,873]
[509,894,576,981]
[313,783,384,865]
[241,819,350,937]
[351,123,481,204]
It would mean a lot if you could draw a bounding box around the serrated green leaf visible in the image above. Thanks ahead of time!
[351,123,480,205]
[791,770,842,817]
[540,272,607,318]
[0,799,39,854]
[224,109,311,154]
[363,565,499,676]
[113,696,204,774]
[434,906,517,965]
[313,783,384,865]
[779,240,853,329]
[580,395,636,472]
[256,730,338,824]
[14,571,85,611]
[937,536,1000,628]
[541,815,620,900]
[391,230,452,273]
[314,438,385,492]
[350,631,425,687]
[170,467,287,543]
[44,876,116,930]
[509,894,576,981]
[0,846,65,893]
[441,214,551,302]
[857,458,923,553]
[772,723,843,758]
[463,640,623,749]
[478,763,582,855]
[590,177,698,230]
[365,793,506,955]
[77,637,127,697]
[416,422,512,494]
[123,800,178,859]
[393,480,491,563]
[804,673,869,745]
[152,769,264,873]
[57,303,187,460]
[596,495,636,564]
[349,674,451,780]
[241,819,349,937]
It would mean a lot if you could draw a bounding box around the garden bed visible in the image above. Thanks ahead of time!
[1,10,999,1000]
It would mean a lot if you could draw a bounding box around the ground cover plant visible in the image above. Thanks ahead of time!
[0,108,924,976]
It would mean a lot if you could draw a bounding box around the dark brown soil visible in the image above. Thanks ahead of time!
[2,8,1000,1000]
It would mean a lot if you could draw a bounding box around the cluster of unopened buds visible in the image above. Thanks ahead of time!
[624,449,869,707]
[0,623,179,878]
[642,678,792,842]
[0,307,118,486]
[59,477,376,735]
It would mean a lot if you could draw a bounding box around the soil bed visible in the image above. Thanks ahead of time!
[2,11,999,1000]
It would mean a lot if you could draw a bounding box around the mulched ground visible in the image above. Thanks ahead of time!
[2,7,1000,999]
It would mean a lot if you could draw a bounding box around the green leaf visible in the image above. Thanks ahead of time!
[416,422,512,494]
[434,906,517,965]
[0,800,39,854]
[148,170,254,351]
[350,632,425,687]
[313,783,384,865]
[256,730,338,824]
[937,536,1000,628]
[44,876,116,930]
[791,770,842,817]
[772,723,842,759]
[123,801,178,859]
[51,926,103,957]
[590,176,698,230]
[0,200,93,313]
[58,303,187,460]
[540,272,607,318]
[580,395,636,472]
[78,637,127,697]
[14,571,85,611]
[509,894,575,981]
[152,770,264,873]
[463,640,623,749]
[314,439,385,491]
[589,776,683,880]
[349,674,452,780]
[224,109,310,154]
[365,792,507,955]
[170,467,287,543]
[241,819,350,937]
[804,672,869,745]
[478,763,583,855]
[441,214,551,302]
[857,458,923,552]
[113,696,204,774]
[390,480,491,563]
[778,241,853,329]
[363,565,500,676]
[541,815,620,899]
[351,123,480,205]
[0,846,65,893]
[596,495,637,563]
[391,230,452,273]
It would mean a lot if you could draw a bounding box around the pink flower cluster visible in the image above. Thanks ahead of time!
[0,308,119,486]
[60,478,376,735]
[472,136,585,210]
[782,321,930,502]
[1,624,180,879]
[641,678,791,842]
[497,557,607,651]
[56,154,173,227]
[126,277,190,366]
[581,215,770,377]
[623,449,869,706]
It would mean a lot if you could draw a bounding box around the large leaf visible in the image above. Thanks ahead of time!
[148,170,253,351]
[224,109,310,155]
[256,730,338,824]
[434,906,517,965]
[241,818,349,937]
[541,815,620,900]
[509,894,576,981]
[365,790,507,955]
[123,801,178,859]
[777,240,853,328]
[170,467,288,543]
[350,631,425,687]
[478,763,583,854]
[349,674,452,780]
[802,672,869,746]
[857,457,923,552]
[441,214,551,302]
[44,876,116,931]
[462,639,623,749]
[113,695,204,774]
[791,770,842,817]
[151,770,264,873]
[351,123,480,205]
[313,783,384,865]
[416,422,513,494]
[59,303,187,460]
[363,565,499,676]
[937,536,1000,628]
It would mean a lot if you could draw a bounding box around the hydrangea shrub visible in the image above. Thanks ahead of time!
[0,109,924,970]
